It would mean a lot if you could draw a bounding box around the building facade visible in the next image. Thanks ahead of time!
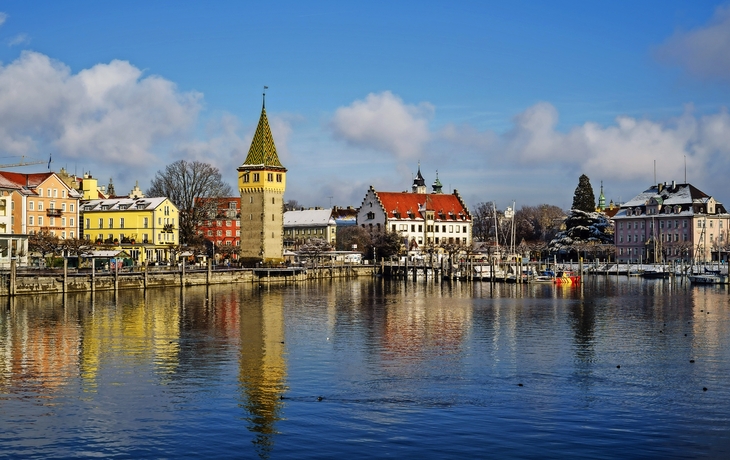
[613,181,730,263]
[238,97,287,265]
[197,197,241,261]
[283,208,337,250]
[81,197,179,264]
[356,169,472,251]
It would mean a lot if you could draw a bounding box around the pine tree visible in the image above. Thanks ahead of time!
[571,174,596,213]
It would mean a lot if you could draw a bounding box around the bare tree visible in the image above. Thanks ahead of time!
[336,226,372,252]
[147,160,233,244]
[472,202,497,242]
[29,231,60,265]
[298,238,332,266]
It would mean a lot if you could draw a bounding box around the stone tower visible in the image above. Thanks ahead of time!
[238,94,287,265]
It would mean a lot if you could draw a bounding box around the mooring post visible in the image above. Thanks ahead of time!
[10,259,16,297]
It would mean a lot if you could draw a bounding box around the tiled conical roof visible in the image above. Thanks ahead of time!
[243,105,283,168]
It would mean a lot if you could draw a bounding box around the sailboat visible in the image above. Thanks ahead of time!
[688,220,727,285]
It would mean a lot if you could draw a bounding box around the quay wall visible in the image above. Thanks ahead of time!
[0,264,375,297]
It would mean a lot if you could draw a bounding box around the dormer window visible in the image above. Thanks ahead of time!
[366,211,375,220]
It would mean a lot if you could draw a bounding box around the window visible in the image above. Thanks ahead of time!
[449,225,453,232]
[29,201,34,210]
[392,224,396,232]
[217,230,222,236]
[226,230,231,237]
[418,224,422,232]
[29,216,34,225]
[442,225,446,232]
[38,216,43,226]
[411,224,415,232]
[276,173,282,182]
[38,189,43,197]
[253,173,260,182]
[144,217,148,228]
[120,218,125,229]
[99,218,103,229]
[62,217,66,226]
[463,226,467,233]
[456,226,460,233]
[70,204,74,212]
[109,218,113,228]
[242,173,249,183]
[38,202,43,211]
[267,173,273,181]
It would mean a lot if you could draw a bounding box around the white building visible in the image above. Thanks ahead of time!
[356,168,472,251]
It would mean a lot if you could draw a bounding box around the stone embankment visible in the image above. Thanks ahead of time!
[0,261,374,297]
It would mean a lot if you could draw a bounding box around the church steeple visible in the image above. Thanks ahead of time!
[597,181,606,211]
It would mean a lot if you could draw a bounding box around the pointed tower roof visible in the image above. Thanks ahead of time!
[242,95,284,168]
[432,170,443,194]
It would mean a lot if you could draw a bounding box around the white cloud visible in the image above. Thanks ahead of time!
[656,5,730,81]
[0,51,202,171]
[8,33,29,47]
[330,91,433,159]
[0,13,7,27]
[404,101,730,207]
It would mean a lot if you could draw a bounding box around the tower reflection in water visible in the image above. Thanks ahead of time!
[238,287,287,457]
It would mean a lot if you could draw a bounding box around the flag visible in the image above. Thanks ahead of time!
[47,153,52,170]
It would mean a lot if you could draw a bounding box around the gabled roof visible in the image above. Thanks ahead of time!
[0,170,82,198]
[375,191,470,222]
[241,104,284,169]
[284,208,335,227]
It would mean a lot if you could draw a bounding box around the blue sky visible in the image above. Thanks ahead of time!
[0,1,729,211]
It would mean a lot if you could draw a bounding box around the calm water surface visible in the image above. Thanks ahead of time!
[1,277,730,459]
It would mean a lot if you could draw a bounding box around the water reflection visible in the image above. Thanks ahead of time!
[1,278,729,458]
[238,287,287,459]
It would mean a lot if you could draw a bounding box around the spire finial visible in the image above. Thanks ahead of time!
[263,86,268,109]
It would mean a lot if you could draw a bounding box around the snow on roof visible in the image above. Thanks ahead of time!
[284,208,334,226]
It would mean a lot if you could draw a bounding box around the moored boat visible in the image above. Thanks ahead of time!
[554,270,580,285]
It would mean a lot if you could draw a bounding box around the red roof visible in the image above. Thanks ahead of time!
[376,191,470,222]
[0,171,54,190]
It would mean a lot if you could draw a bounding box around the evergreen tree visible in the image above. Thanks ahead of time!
[571,174,596,213]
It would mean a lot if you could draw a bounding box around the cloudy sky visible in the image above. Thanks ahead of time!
[0,1,729,212]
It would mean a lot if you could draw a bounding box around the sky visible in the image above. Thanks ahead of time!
[0,1,729,212]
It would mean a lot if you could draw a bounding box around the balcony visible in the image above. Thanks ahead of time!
[47,209,62,217]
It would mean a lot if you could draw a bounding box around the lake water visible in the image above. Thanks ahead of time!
[1,277,729,459]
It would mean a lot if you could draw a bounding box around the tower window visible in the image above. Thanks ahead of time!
[267,173,273,181]
[272,197,275,204]
[276,174,282,182]
[242,173,249,183]
[253,173,260,182]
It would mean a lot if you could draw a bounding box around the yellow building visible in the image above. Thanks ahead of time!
[81,197,179,264]
[238,96,287,265]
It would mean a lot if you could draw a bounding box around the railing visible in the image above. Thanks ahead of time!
[47,209,62,217]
